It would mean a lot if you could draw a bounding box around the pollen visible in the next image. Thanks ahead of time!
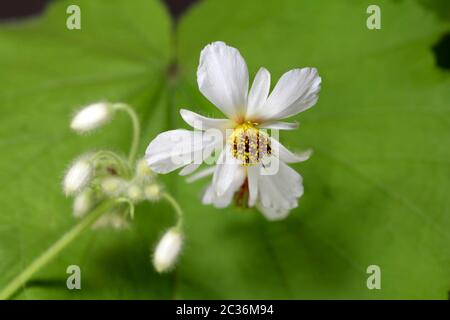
[229,122,271,166]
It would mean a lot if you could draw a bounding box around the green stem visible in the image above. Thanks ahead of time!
[116,197,135,219]
[0,199,118,300]
[162,192,184,229]
[114,103,141,165]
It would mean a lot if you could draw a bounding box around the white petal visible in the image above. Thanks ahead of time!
[257,159,303,216]
[179,163,200,176]
[270,138,312,163]
[258,121,299,130]
[145,129,217,174]
[257,204,290,221]
[247,165,259,207]
[186,166,216,183]
[212,146,242,196]
[202,184,216,205]
[262,68,321,121]
[258,175,291,210]
[203,166,245,208]
[246,67,270,119]
[202,184,230,208]
[197,41,249,120]
[180,109,233,131]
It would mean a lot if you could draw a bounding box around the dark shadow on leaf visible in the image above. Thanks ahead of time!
[432,33,450,70]
[12,278,66,300]
[27,278,65,288]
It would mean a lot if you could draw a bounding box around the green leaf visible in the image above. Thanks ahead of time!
[1,0,449,300]
[175,0,450,298]
[418,0,450,21]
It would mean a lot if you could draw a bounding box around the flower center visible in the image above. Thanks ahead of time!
[229,121,271,166]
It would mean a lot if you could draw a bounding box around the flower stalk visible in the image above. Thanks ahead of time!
[0,101,187,299]
[113,103,141,164]
[162,192,184,229]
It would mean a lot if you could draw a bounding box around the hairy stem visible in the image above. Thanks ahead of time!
[0,199,118,300]
[114,103,141,165]
[162,192,184,229]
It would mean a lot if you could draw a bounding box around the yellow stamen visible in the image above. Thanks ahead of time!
[229,121,271,166]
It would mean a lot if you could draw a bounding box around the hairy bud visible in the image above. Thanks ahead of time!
[73,189,93,218]
[63,159,92,196]
[153,228,183,273]
[70,102,114,133]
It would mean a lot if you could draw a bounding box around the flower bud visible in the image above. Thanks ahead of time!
[144,184,161,201]
[101,177,125,197]
[153,228,183,273]
[63,159,92,196]
[127,184,142,202]
[73,189,93,218]
[70,102,113,133]
[93,213,129,230]
[136,159,154,179]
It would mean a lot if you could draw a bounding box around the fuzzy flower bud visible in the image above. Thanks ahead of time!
[153,228,183,273]
[63,159,92,196]
[127,184,142,202]
[136,159,154,179]
[144,184,161,201]
[70,102,114,133]
[93,213,129,230]
[73,189,93,218]
[101,177,125,197]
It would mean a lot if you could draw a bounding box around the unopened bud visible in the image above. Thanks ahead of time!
[136,159,154,179]
[144,184,161,201]
[63,159,92,196]
[73,190,93,218]
[70,102,114,133]
[109,214,129,230]
[153,228,183,273]
[93,213,129,230]
[101,177,125,196]
[127,184,142,202]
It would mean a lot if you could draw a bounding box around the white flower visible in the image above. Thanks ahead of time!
[153,228,183,273]
[70,102,113,133]
[63,158,93,196]
[145,41,321,220]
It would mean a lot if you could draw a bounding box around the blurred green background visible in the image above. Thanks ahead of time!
[0,0,449,299]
